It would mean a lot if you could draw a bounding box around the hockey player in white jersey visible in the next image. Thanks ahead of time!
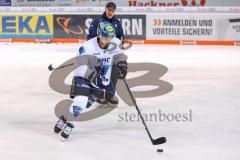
[54,21,128,139]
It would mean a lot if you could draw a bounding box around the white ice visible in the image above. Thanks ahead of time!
[0,43,240,160]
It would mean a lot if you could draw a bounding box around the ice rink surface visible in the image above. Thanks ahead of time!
[0,43,240,160]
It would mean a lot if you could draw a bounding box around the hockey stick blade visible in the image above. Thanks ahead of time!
[152,137,167,145]
[48,63,74,72]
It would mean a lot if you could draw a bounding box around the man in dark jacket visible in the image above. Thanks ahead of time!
[87,2,124,43]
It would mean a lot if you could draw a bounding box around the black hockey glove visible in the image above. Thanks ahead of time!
[116,61,128,79]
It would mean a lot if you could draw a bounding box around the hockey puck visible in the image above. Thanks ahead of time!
[157,149,163,152]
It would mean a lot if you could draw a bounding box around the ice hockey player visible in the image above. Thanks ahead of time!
[53,21,128,140]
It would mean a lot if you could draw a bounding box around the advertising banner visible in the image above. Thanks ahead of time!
[118,14,146,40]
[53,14,146,40]
[13,0,239,7]
[13,0,72,7]
[0,0,11,6]
[146,13,240,41]
[72,0,112,6]
[0,14,53,38]
[10,0,240,7]
[114,0,240,7]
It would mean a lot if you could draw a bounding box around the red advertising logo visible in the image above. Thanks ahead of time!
[181,0,206,6]
[128,0,206,7]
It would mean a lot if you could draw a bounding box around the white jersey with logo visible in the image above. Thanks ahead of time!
[74,37,124,86]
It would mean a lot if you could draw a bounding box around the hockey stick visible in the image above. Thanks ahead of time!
[123,79,167,145]
[48,63,74,71]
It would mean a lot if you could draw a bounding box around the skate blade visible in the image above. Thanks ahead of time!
[61,137,67,142]
[53,132,58,135]
[53,130,62,135]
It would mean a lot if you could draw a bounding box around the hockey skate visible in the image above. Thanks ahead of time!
[54,115,66,134]
[61,122,74,140]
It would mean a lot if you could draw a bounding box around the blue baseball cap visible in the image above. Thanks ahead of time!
[105,2,116,10]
